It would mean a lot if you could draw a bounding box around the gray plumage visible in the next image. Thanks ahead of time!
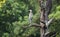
[29,10,33,25]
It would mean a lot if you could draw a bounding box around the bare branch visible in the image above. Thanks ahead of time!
[45,31,50,36]
[46,18,54,26]
[45,31,57,37]
[31,23,41,27]
[22,23,40,28]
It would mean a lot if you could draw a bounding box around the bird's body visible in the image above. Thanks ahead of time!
[29,10,33,25]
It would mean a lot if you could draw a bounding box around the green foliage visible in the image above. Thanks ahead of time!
[0,0,40,37]
[49,2,60,37]
[0,0,60,37]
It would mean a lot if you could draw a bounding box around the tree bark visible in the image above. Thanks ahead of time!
[39,0,52,37]
[39,0,46,37]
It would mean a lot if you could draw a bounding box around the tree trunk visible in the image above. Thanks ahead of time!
[39,0,50,37]
[39,0,46,37]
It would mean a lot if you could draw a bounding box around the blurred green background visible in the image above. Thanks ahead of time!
[0,0,60,37]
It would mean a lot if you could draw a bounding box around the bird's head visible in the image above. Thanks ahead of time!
[29,9,32,13]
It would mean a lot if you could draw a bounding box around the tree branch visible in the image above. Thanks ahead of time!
[45,31,50,36]
[45,31,57,37]
[22,23,40,28]
[46,18,54,26]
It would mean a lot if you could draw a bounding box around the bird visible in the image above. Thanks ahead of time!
[29,9,33,25]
